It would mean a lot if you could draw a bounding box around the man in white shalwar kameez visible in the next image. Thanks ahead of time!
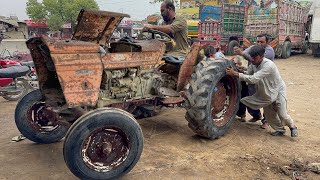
[226,45,298,137]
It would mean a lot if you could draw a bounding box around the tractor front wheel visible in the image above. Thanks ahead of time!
[63,108,143,180]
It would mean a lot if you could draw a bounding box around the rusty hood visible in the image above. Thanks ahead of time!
[72,9,130,45]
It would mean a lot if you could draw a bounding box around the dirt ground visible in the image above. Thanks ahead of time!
[0,52,320,180]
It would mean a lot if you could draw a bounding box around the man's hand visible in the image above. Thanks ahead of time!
[142,24,154,32]
[226,67,239,77]
[233,46,242,56]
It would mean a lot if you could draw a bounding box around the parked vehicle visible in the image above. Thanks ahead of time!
[243,0,312,59]
[308,5,320,57]
[198,1,246,55]
[176,4,200,45]
[0,64,30,101]
[0,58,38,100]
[15,9,241,179]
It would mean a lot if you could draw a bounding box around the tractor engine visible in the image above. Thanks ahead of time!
[98,67,177,107]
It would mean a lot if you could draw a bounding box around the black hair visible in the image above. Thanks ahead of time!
[204,45,216,58]
[248,45,265,58]
[164,0,175,12]
[257,33,270,43]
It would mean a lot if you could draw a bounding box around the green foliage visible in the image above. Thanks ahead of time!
[26,0,99,31]
[149,0,179,5]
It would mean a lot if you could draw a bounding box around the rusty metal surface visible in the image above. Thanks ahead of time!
[27,101,60,132]
[45,37,100,54]
[26,38,50,89]
[73,9,130,45]
[82,127,129,172]
[132,39,166,52]
[176,42,202,92]
[211,76,238,127]
[102,43,166,69]
[211,82,226,113]
[160,97,185,105]
[108,98,156,111]
[50,53,103,107]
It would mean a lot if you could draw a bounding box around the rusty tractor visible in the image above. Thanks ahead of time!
[15,9,241,179]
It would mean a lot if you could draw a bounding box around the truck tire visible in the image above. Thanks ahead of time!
[15,90,68,144]
[281,41,291,59]
[185,59,241,139]
[64,108,143,180]
[226,40,240,55]
[301,41,309,54]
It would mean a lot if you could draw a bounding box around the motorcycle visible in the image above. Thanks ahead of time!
[0,58,38,101]
[0,65,31,101]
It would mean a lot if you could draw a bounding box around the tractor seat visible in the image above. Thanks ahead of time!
[162,55,185,64]
[0,66,30,78]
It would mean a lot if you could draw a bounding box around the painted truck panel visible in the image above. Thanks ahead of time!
[198,2,246,53]
[244,0,312,58]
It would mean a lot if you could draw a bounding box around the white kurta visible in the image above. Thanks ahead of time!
[238,58,286,110]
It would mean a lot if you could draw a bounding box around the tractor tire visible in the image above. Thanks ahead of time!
[63,108,143,180]
[3,78,29,101]
[281,41,291,59]
[185,59,241,139]
[15,89,68,144]
[226,40,240,55]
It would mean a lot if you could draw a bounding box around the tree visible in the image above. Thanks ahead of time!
[26,0,99,31]
[149,0,179,5]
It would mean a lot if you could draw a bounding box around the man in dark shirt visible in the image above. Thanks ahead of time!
[142,0,190,55]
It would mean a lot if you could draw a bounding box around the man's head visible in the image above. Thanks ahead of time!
[248,45,265,65]
[204,45,216,58]
[256,34,269,48]
[161,1,175,23]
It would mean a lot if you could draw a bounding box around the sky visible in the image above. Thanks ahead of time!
[0,0,162,21]
[1,0,319,21]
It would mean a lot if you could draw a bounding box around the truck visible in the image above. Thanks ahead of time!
[243,0,312,59]
[198,1,246,55]
[176,2,200,44]
[309,3,320,57]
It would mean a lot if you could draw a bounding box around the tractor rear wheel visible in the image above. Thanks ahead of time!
[185,59,241,139]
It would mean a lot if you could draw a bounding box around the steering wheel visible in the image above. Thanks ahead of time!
[148,29,172,39]
[147,29,176,52]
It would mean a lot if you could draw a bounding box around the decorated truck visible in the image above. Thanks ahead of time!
[198,1,246,55]
[309,3,320,57]
[243,0,312,59]
[177,1,200,44]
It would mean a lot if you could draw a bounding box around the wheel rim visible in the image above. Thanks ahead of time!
[211,76,238,127]
[82,127,130,172]
[27,102,60,132]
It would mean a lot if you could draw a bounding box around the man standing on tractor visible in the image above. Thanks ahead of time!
[233,34,275,129]
[226,45,298,138]
[142,0,190,56]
